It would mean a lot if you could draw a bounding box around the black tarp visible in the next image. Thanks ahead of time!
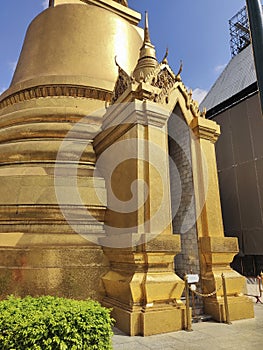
[214,93,263,255]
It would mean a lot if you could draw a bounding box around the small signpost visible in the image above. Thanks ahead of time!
[184,274,200,329]
[186,274,200,320]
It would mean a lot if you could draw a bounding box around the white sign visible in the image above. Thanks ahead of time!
[186,274,199,284]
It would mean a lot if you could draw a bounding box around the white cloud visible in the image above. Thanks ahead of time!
[214,63,227,74]
[8,61,17,73]
[192,88,208,104]
[42,0,49,9]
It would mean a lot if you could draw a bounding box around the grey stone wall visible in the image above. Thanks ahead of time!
[168,106,200,278]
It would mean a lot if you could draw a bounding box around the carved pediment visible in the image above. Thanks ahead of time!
[111,57,206,117]
[140,63,180,104]
[152,67,176,91]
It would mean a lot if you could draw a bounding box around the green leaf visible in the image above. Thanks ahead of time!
[0,296,114,350]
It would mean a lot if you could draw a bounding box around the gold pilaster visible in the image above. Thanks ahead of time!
[94,99,186,336]
[190,117,254,321]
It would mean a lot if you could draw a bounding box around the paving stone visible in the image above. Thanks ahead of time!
[112,304,263,350]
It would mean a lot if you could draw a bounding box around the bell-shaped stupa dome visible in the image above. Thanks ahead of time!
[1,0,143,106]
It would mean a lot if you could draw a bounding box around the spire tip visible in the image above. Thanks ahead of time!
[144,11,151,44]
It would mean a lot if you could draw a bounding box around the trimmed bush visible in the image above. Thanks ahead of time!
[0,295,114,349]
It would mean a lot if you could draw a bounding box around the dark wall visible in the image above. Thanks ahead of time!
[214,93,263,260]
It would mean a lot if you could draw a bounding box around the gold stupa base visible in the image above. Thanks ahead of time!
[200,236,255,322]
[104,297,187,336]
[0,238,108,300]
[204,296,254,322]
[101,234,186,335]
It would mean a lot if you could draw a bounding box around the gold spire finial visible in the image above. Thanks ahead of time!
[139,11,156,57]
[133,11,158,82]
[144,11,151,44]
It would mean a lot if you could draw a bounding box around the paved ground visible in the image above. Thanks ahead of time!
[112,302,263,350]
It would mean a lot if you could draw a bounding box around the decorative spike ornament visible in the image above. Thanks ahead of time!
[162,48,169,64]
[133,11,158,82]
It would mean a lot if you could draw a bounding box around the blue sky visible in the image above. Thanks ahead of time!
[0,0,246,102]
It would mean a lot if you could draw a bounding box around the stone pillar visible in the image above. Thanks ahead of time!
[190,117,254,321]
[94,100,186,336]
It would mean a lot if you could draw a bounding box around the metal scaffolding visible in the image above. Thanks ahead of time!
[229,6,251,57]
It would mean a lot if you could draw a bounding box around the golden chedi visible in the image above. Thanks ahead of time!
[0,0,142,299]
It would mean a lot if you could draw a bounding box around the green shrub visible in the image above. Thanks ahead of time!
[0,295,114,349]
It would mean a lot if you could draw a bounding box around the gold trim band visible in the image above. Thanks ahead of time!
[0,85,112,109]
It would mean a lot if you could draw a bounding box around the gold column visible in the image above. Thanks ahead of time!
[94,100,186,336]
[190,117,254,321]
